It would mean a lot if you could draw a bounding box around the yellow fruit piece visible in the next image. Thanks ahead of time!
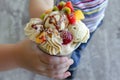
[45,9,52,14]
[36,32,46,44]
[74,10,85,20]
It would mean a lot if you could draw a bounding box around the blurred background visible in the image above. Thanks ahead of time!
[0,0,120,80]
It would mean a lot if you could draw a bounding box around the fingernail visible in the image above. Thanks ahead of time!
[65,72,71,77]
[69,59,74,65]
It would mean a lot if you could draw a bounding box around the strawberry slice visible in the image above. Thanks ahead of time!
[67,13,76,24]
[60,30,73,45]
[65,1,74,12]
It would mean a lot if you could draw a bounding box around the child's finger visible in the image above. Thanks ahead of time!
[38,52,69,65]
[53,71,71,79]
[46,59,74,70]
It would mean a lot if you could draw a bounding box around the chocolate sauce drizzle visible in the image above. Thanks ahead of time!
[43,12,68,32]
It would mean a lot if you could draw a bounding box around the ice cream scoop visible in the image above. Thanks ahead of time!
[24,18,43,41]
[68,21,90,43]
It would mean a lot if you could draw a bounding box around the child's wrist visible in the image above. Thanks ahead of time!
[13,39,33,68]
[0,44,21,69]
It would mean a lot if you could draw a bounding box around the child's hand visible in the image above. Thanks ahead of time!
[15,39,73,79]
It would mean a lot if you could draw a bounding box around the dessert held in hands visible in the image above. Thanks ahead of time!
[24,1,90,56]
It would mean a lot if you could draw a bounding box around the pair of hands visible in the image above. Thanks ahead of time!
[15,39,74,79]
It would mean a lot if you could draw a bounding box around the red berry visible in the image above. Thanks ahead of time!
[67,13,76,24]
[65,1,74,12]
[57,1,66,10]
[57,5,63,10]
[60,30,73,45]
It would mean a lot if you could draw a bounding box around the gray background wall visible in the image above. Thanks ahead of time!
[0,0,120,80]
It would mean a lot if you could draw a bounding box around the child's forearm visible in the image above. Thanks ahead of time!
[0,44,18,71]
[29,0,54,18]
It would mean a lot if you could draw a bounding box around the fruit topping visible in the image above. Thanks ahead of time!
[65,1,74,12]
[53,6,59,11]
[67,13,76,24]
[60,30,73,45]
[62,7,71,14]
[74,10,85,20]
[40,13,46,20]
[36,31,46,43]
[57,1,66,10]
[45,9,52,14]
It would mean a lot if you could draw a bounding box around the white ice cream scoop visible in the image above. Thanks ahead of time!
[68,21,90,43]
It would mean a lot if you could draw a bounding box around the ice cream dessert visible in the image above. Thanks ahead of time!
[24,1,90,56]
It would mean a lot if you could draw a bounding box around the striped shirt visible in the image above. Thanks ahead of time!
[54,0,108,32]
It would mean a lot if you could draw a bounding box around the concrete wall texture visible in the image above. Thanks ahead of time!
[0,0,120,80]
